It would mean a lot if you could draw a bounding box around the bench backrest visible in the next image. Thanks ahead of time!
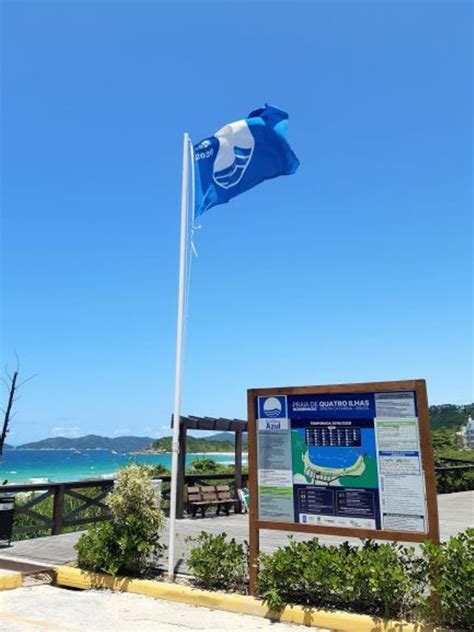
[216,485,232,501]
[187,486,202,503]
[186,484,235,504]
[200,485,219,502]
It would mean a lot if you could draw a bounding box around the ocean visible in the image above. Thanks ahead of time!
[0,450,246,484]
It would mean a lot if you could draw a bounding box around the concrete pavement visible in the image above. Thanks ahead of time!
[0,585,327,632]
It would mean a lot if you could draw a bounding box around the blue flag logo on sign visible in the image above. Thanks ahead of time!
[193,105,299,217]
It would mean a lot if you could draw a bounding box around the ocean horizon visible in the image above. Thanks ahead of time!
[0,449,248,484]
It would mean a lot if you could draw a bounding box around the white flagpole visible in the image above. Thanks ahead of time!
[168,131,190,580]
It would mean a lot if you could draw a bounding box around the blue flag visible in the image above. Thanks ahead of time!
[193,105,299,217]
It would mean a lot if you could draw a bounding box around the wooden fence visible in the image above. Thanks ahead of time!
[1,472,248,537]
[434,456,474,494]
[1,460,471,539]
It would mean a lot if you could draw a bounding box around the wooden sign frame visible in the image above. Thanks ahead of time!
[247,379,439,596]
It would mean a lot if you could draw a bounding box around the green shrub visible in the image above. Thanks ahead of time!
[141,463,170,477]
[186,531,248,592]
[189,458,219,473]
[75,465,165,576]
[435,467,474,493]
[75,520,127,576]
[258,537,422,619]
[419,528,474,630]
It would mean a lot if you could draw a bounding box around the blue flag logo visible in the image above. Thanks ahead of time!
[193,105,299,217]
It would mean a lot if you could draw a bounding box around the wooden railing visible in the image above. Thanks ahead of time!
[1,472,248,538]
[434,456,474,494]
[0,463,472,539]
[1,478,114,537]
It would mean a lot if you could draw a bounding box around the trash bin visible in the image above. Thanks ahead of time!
[0,495,15,546]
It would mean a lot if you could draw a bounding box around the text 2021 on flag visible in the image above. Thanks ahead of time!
[193,104,300,216]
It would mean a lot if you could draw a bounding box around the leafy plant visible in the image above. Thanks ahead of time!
[418,528,474,630]
[189,458,219,473]
[429,404,474,431]
[75,520,126,576]
[106,464,163,529]
[186,531,248,592]
[258,537,423,619]
[152,435,235,452]
[142,463,170,477]
[435,465,474,493]
[76,464,165,576]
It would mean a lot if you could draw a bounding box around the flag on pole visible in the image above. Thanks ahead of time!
[193,105,299,217]
[168,107,298,580]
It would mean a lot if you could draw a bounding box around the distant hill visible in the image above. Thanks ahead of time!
[152,434,235,453]
[204,432,248,445]
[2,443,14,450]
[15,432,243,453]
[17,435,155,451]
[429,404,474,430]
[11,404,473,451]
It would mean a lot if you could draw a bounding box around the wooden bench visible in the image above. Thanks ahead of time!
[186,485,236,518]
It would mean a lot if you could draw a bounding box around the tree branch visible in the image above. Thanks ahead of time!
[1,371,18,455]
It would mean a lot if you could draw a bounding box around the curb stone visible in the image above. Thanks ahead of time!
[54,565,448,632]
[0,570,22,590]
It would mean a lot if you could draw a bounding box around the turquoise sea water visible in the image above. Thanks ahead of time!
[0,450,246,484]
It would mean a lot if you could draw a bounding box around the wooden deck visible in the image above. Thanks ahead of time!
[1,491,472,575]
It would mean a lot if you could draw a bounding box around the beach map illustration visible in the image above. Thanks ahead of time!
[256,391,428,533]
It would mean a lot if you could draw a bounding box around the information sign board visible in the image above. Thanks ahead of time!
[247,380,439,595]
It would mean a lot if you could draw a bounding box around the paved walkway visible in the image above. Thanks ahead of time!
[1,585,319,632]
[1,491,472,573]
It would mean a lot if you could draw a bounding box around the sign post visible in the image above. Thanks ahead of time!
[247,379,439,596]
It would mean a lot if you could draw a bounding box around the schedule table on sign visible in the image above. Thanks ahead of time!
[304,426,361,447]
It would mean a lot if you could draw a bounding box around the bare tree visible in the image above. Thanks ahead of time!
[0,360,37,457]
[0,370,18,456]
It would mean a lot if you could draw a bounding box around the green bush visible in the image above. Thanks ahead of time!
[258,537,422,619]
[75,465,165,576]
[186,531,248,593]
[189,458,220,474]
[141,463,170,477]
[419,528,474,630]
[258,531,474,628]
[435,467,474,493]
[75,520,128,576]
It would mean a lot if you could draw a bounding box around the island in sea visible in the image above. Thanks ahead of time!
[13,435,156,451]
[9,432,247,453]
[137,432,248,454]
[0,433,249,484]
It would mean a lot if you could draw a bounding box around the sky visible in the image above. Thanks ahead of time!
[1,1,472,445]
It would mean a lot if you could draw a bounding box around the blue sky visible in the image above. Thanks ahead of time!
[1,1,472,445]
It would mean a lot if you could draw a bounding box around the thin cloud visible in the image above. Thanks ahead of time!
[51,425,81,438]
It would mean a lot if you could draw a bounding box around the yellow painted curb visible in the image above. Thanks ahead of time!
[55,565,446,632]
[0,571,22,590]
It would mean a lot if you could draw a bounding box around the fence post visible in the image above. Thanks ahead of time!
[52,484,65,535]
[176,424,187,519]
[234,430,243,513]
